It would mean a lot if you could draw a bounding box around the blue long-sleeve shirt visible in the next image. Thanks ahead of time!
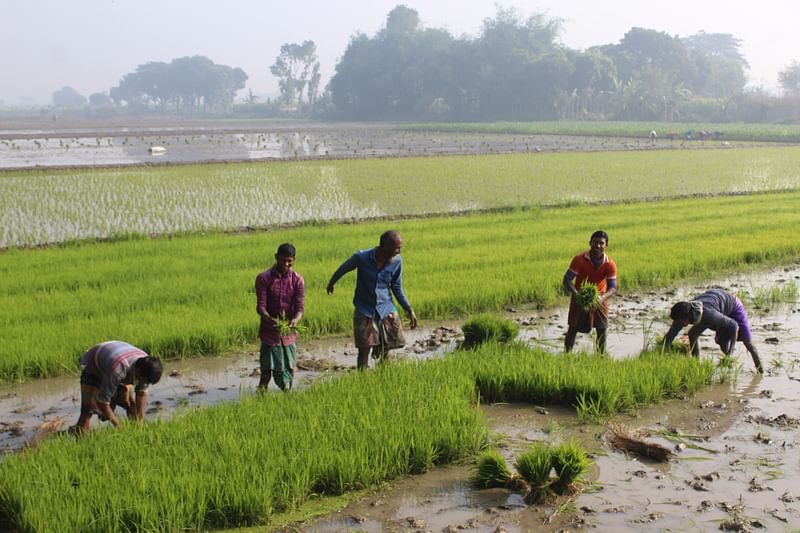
[329,248,412,319]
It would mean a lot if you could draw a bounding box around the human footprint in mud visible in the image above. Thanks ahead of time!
[327,230,418,369]
[662,289,763,373]
[70,341,163,435]
[255,242,305,391]
[562,230,618,353]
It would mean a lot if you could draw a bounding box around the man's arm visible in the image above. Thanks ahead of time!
[327,254,359,294]
[290,276,305,327]
[687,324,705,356]
[133,390,148,421]
[390,262,417,329]
[662,321,683,350]
[563,271,578,296]
[98,401,121,427]
[743,341,764,373]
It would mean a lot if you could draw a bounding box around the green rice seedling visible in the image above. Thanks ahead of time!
[653,334,692,354]
[575,392,608,424]
[514,443,555,504]
[575,282,600,311]
[5,145,800,248]
[471,449,515,489]
[747,281,799,309]
[0,357,488,532]
[461,314,520,348]
[716,353,742,383]
[2,189,799,383]
[550,440,593,495]
[276,316,309,336]
[542,420,563,434]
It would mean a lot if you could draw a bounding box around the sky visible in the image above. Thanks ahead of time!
[2,0,798,105]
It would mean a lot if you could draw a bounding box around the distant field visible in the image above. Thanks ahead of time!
[405,121,800,142]
[3,146,800,248]
[1,190,799,382]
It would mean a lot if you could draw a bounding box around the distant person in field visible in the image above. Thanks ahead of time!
[562,230,618,353]
[70,341,163,435]
[327,230,418,369]
[663,289,763,373]
[255,242,305,391]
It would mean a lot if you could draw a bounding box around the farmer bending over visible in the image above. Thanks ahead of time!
[70,340,162,435]
[663,289,763,373]
[255,242,305,391]
[563,230,618,353]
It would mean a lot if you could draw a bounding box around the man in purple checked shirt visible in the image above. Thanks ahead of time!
[663,288,763,373]
[255,243,305,390]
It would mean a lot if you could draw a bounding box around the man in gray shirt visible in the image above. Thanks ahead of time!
[663,289,763,373]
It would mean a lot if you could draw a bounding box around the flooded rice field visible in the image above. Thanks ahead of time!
[2,264,799,532]
[0,121,743,169]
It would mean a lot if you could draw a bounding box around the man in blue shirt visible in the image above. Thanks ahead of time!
[327,230,418,369]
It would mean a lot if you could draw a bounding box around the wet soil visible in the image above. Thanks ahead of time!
[0,120,756,170]
[2,264,799,531]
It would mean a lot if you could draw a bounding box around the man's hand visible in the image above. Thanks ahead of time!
[326,283,335,295]
[100,402,120,427]
[408,309,418,329]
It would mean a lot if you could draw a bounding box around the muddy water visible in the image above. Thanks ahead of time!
[2,265,800,530]
[0,123,748,169]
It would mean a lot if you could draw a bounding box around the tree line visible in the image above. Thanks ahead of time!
[49,4,800,122]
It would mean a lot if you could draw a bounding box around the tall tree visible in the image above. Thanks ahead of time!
[270,41,319,112]
[779,61,800,96]
[52,86,87,108]
[683,32,748,97]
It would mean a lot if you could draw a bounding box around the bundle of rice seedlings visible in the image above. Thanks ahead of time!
[608,423,674,462]
[461,314,519,348]
[575,282,600,311]
[550,440,593,495]
[654,334,691,354]
[471,449,512,489]
[514,444,554,504]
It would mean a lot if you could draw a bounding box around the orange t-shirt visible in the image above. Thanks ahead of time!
[566,253,617,293]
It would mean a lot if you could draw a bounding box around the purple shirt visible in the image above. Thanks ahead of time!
[255,267,305,346]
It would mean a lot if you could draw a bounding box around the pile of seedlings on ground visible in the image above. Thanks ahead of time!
[472,441,593,504]
[461,314,519,348]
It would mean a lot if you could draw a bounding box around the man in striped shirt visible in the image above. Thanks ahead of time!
[71,340,163,434]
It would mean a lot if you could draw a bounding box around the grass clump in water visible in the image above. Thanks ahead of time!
[461,314,519,348]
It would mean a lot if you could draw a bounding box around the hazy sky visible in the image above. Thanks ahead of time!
[2,0,798,105]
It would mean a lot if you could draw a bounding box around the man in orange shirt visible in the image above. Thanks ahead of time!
[562,230,618,353]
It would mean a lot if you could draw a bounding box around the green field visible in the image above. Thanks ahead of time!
[0,346,713,533]
[405,121,800,142]
[3,146,800,248]
[2,190,799,382]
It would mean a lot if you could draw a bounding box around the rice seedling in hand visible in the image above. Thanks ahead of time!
[276,316,308,336]
[550,440,593,495]
[654,334,692,354]
[461,314,519,348]
[514,444,555,504]
[575,282,600,311]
